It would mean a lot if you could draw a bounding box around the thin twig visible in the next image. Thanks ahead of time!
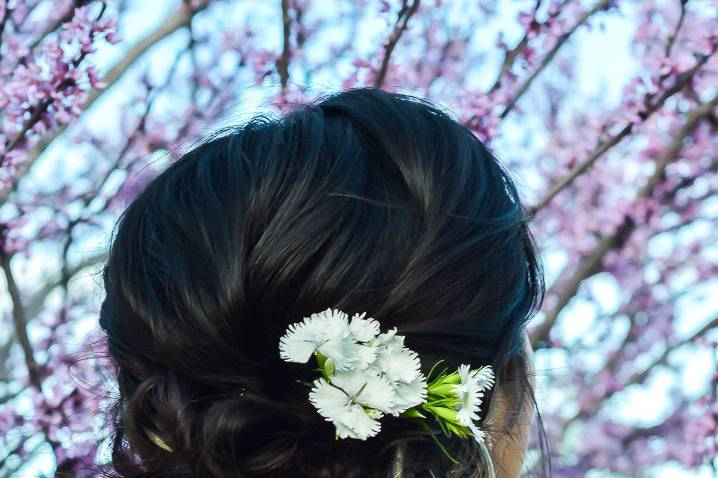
[486,0,544,95]
[498,0,611,120]
[373,0,420,88]
[0,0,209,205]
[559,315,717,431]
[0,2,13,63]
[527,45,716,218]
[277,0,291,89]
[0,249,41,389]
[664,0,688,59]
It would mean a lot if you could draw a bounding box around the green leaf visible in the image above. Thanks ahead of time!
[426,359,446,382]
[427,383,457,396]
[426,396,460,408]
[446,422,471,439]
[400,408,427,419]
[425,405,460,425]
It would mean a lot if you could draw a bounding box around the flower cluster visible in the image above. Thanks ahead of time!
[279,307,494,448]
[279,308,427,439]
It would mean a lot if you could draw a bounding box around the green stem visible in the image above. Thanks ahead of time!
[426,359,447,382]
[418,421,459,464]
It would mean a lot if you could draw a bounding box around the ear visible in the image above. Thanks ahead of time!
[483,330,536,478]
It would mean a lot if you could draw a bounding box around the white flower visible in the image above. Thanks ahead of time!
[330,368,397,413]
[278,315,325,364]
[278,308,361,371]
[371,327,404,349]
[468,421,487,444]
[453,364,494,429]
[309,378,382,440]
[280,308,435,441]
[308,369,396,440]
[387,372,428,415]
[373,345,422,383]
[367,328,422,384]
[353,343,378,370]
[348,312,381,342]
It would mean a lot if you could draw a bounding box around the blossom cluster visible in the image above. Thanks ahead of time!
[279,308,494,447]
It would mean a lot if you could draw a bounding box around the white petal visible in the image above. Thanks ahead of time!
[349,312,381,342]
[371,327,404,350]
[457,364,471,383]
[374,346,421,383]
[456,403,480,426]
[354,343,378,370]
[317,336,362,371]
[330,368,396,413]
[471,366,495,391]
[309,378,351,421]
[452,365,492,428]
[308,378,381,440]
[279,319,323,363]
[313,308,351,337]
[388,373,428,415]
[338,405,382,440]
[468,421,487,443]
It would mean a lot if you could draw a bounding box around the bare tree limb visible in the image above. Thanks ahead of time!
[531,91,718,348]
[0,249,41,389]
[664,0,688,59]
[0,2,13,63]
[0,250,107,380]
[623,316,718,388]
[29,251,107,319]
[373,0,420,88]
[559,315,718,431]
[486,0,543,95]
[277,0,291,89]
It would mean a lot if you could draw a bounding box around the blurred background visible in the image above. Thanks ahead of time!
[0,0,716,476]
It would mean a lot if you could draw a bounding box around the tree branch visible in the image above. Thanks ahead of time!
[0,2,13,63]
[623,317,718,389]
[498,0,611,120]
[0,249,41,389]
[486,0,544,95]
[24,0,91,59]
[531,91,718,348]
[527,29,717,217]
[0,0,208,205]
[0,250,107,379]
[373,0,420,88]
[560,315,718,430]
[277,0,291,90]
[664,0,687,59]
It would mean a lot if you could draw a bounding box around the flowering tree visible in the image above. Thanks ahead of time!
[1,0,717,476]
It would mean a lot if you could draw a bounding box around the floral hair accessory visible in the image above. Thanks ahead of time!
[279,307,495,464]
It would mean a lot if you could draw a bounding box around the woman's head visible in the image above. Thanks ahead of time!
[99,87,545,477]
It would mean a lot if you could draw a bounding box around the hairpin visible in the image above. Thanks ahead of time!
[279,307,495,465]
[146,428,173,452]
